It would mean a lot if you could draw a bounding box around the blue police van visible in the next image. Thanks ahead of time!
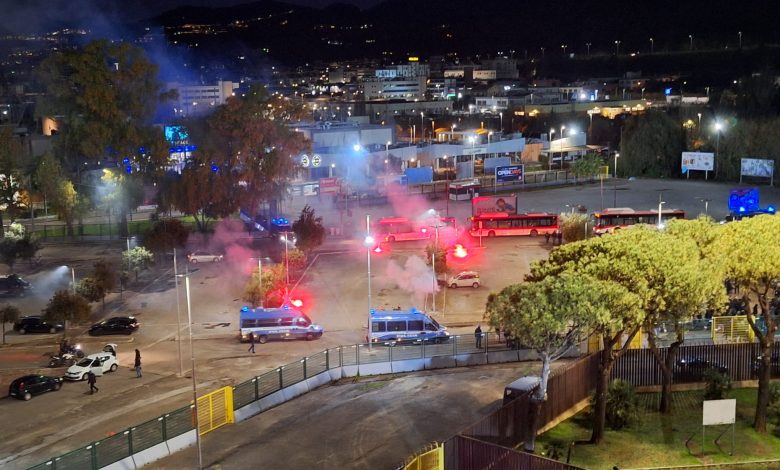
[368,308,449,344]
[239,305,323,343]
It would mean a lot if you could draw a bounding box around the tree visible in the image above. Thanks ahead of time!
[486,273,607,452]
[292,205,325,255]
[0,224,40,270]
[286,249,306,273]
[528,230,654,444]
[84,259,118,310]
[243,263,287,307]
[634,220,726,413]
[571,153,604,182]
[123,246,154,282]
[709,214,780,432]
[164,86,309,230]
[620,111,684,178]
[0,127,25,237]
[43,290,92,327]
[0,304,20,344]
[142,219,190,261]
[558,212,590,243]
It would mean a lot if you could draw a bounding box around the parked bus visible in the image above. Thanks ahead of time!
[375,217,431,242]
[591,207,686,235]
[239,305,323,343]
[468,212,559,237]
[368,308,449,344]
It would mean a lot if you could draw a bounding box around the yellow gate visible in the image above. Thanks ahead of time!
[712,316,755,343]
[403,443,444,470]
[197,386,234,435]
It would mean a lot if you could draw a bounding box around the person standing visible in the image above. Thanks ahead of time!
[248,333,256,354]
[87,371,98,394]
[475,324,483,348]
[134,349,142,378]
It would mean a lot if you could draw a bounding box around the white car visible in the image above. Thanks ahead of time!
[447,271,481,289]
[65,344,118,381]
[187,251,224,263]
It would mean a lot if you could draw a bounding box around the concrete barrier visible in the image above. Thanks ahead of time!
[132,441,171,468]
[357,362,393,376]
[487,350,521,364]
[341,364,359,377]
[455,353,489,366]
[281,381,310,401]
[234,400,263,423]
[392,358,426,373]
[165,430,198,455]
[102,456,135,470]
[428,355,458,369]
[305,371,332,390]
[327,367,343,381]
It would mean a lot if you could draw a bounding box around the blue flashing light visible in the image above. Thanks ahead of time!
[739,206,746,213]
[176,146,184,153]
[664,87,672,96]
[767,205,776,213]
[139,147,145,154]
[122,157,130,165]
[370,309,376,315]
[125,165,133,174]
[211,163,219,173]
[241,306,249,312]
[283,304,289,310]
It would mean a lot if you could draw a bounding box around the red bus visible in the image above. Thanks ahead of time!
[592,208,686,235]
[469,212,559,237]
[375,217,431,242]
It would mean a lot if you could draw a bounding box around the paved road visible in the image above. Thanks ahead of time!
[155,361,557,470]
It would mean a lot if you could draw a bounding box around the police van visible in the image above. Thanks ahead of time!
[239,305,323,343]
[368,308,449,344]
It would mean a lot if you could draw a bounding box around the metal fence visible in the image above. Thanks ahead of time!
[25,220,199,241]
[445,435,583,470]
[27,405,194,470]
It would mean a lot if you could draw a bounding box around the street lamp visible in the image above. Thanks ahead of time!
[175,272,203,470]
[615,40,621,55]
[561,44,567,56]
[280,232,293,290]
[586,42,592,56]
[427,211,446,313]
[451,123,456,141]
[689,34,693,51]
[363,215,374,345]
[738,31,742,49]
[420,112,424,143]
[250,256,263,308]
[714,121,723,178]
[469,136,476,177]
[657,201,666,228]
[697,113,702,130]
[614,152,620,178]
[548,128,555,171]
[650,37,654,54]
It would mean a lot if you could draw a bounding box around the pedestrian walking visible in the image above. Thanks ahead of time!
[556,231,563,245]
[134,349,142,378]
[544,232,551,245]
[475,324,483,348]
[87,371,98,394]
[248,333,256,354]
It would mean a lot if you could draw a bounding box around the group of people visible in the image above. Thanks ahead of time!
[544,231,564,245]
[474,324,521,349]
[82,347,142,395]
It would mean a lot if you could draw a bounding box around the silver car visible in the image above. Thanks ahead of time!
[187,251,224,263]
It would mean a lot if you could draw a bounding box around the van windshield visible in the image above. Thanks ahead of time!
[429,316,442,330]
[298,315,313,327]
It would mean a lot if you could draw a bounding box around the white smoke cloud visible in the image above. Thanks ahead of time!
[383,255,437,305]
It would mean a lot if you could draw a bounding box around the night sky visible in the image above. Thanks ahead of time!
[0,0,383,34]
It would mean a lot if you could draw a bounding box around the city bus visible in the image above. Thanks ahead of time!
[375,217,431,242]
[591,207,686,235]
[368,308,449,344]
[238,305,323,343]
[468,212,559,237]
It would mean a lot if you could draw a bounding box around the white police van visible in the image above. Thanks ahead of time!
[368,308,449,344]
[239,305,323,343]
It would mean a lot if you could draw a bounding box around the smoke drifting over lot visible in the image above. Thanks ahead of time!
[382,255,437,306]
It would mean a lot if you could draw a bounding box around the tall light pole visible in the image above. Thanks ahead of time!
[363,215,373,345]
[420,112,425,143]
[650,37,654,54]
[559,125,566,169]
[176,273,202,470]
[561,44,567,56]
[173,249,183,377]
[70,266,76,294]
[738,31,742,49]
[657,201,666,228]
[614,152,620,178]
[714,121,723,178]
[451,123,456,141]
[615,40,621,56]
[548,128,555,171]
[697,113,702,131]
[586,42,591,56]
[469,136,476,177]
[689,34,694,51]
[250,256,263,308]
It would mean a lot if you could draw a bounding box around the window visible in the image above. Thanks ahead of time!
[257,319,280,328]
[280,318,294,326]
[425,322,437,331]
[297,317,311,327]
[387,321,406,332]
[241,319,257,328]
[407,320,423,331]
[372,321,386,332]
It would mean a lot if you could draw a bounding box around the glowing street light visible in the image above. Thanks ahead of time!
[174,272,202,470]
[714,121,724,178]
[363,216,374,345]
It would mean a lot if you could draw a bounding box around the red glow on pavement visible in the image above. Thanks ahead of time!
[453,244,468,258]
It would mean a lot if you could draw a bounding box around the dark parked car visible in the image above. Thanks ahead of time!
[674,357,729,382]
[752,353,780,378]
[8,375,63,400]
[88,316,139,336]
[13,316,64,335]
[0,274,32,297]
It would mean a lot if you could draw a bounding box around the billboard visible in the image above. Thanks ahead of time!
[740,158,774,178]
[495,164,525,183]
[681,152,714,172]
[471,195,518,216]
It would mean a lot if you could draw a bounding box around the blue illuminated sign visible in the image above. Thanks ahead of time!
[495,165,525,183]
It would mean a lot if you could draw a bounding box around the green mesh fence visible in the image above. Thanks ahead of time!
[94,431,131,468]
[280,360,305,387]
[130,416,165,453]
[164,406,195,438]
[233,378,257,409]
